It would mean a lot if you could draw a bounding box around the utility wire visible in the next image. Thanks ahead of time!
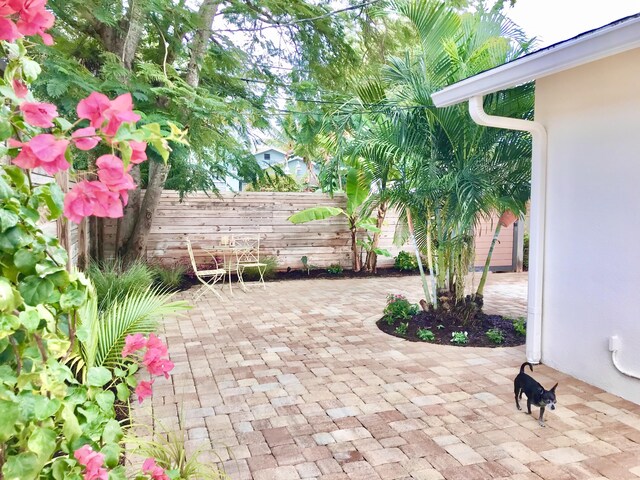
[217,0,381,33]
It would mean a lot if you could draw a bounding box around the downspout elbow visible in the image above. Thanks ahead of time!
[467,95,547,365]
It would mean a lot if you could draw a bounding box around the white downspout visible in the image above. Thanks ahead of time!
[468,95,547,364]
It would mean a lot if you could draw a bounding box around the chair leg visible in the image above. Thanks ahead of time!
[194,274,223,300]
[257,265,266,289]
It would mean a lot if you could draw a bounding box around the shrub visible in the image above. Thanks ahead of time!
[394,251,418,271]
[153,263,188,291]
[513,317,526,336]
[486,327,504,344]
[383,294,419,325]
[451,331,469,344]
[417,328,435,342]
[523,233,529,271]
[327,263,344,275]
[88,259,155,309]
[240,255,278,281]
[395,322,409,335]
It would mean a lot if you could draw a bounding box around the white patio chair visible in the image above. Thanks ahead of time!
[233,235,267,291]
[186,238,226,300]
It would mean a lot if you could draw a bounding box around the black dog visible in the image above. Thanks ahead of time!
[514,362,557,427]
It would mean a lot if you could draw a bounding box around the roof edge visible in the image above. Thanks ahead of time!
[432,14,640,107]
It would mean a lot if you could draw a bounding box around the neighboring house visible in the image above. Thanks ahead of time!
[432,15,640,403]
[250,147,320,189]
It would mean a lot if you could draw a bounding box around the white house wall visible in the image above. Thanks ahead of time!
[536,48,640,403]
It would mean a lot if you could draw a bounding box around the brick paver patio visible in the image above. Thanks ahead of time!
[137,273,640,479]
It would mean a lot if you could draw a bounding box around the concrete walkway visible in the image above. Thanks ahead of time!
[139,273,640,479]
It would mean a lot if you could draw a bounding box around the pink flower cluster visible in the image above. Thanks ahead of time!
[0,0,54,45]
[74,445,108,480]
[121,333,175,404]
[142,458,170,480]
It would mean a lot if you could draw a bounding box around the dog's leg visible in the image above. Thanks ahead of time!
[514,385,521,410]
[527,399,532,414]
[538,407,546,427]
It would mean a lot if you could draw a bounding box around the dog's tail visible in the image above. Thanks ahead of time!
[520,362,533,374]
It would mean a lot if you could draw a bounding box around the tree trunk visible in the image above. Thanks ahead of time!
[185,0,219,87]
[123,161,169,264]
[77,218,89,270]
[55,171,72,272]
[117,165,141,255]
[476,221,502,297]
[406,209,433,305]
[425,212,438,309]
[350,223,362,272]
[121,0,145,69]
[364,200,387,272]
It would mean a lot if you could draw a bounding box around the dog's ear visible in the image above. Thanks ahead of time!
[550,383,558,392]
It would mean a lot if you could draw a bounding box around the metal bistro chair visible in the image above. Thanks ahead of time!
[186,237,226,300]
[233,235,267,291]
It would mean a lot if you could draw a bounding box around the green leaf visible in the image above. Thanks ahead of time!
[115,382,130,402]
[19,308,41,332]
[14,249,38,273]
[102,443,121,469]
[3,166,29,193]
[0,225,30,251]
[0,209,19,232]
[61,404,81,442]
[0,399,19,441]
[87,366,112,387]
[0,314,20,339]
[288,206,344,224]
[28,427,57,461]
[22,58,41,81]
[96,390,115,412]
[18,276,54,306]
[102,419,123,444]
[2,452,39,480]
[0,175,14,199]
[345,167,370,214]
[374,248,392,257]
[33,396,61,421]
[107,466,127,480]
[60,289,86,310]
[0,118,12,141]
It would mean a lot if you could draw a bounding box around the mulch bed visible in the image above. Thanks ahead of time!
[377,309,525,347]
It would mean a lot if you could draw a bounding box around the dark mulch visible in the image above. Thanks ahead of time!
[377,307,525,348]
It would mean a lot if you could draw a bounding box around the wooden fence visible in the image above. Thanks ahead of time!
[104,191,517,272]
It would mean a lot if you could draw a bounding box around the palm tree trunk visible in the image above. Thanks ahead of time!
[365,200,387,272]
[406,209,433,305]
[476,221,502,297]
[350,221,362,272]
[425,212,438,309]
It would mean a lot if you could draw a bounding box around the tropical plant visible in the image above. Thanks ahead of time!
[327,264,344,275]
[240,256,278,281]
[383,294,419,325]
[395,322,409,335]
[88,259,155,308]
[513,317,527,336]
[343,0,534,308]
[153,263,188,291]
[288,167,379,271]
[451,331,469,345]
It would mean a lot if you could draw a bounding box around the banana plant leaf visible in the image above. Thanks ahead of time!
[288,206,344,224]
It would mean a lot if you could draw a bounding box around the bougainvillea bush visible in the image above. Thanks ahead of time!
[0,2,188,479]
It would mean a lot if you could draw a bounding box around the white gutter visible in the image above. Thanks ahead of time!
[609,335,640,380]
[468,96,547,363]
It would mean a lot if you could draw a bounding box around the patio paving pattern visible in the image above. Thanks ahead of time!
[137,273,640,479]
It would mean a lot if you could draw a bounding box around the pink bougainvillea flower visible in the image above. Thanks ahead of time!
[145,334,168,358]
[122,333,146,358]
[15,0,55,45]
[96,154,136,201]
[74,445,108,480]
[0,1,22,15]
[142,334,174,379]
[102,93,141,136]
[20,101,58,128]
[77,92,111,129]
[71,126,100,151]
[0,16,20,42]
[142,458,170,480]
[129,140,147,164]
[11,134,69,175]
[135,379,154,404]
[63,181,123,224]
[12,78,28,98]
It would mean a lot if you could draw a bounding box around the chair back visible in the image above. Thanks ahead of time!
[234,235,261,264]
[185,237,199,274]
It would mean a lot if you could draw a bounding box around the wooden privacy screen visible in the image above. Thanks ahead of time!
[104,191,516,272]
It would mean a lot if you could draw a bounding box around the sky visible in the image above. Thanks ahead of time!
[505,0,640,47]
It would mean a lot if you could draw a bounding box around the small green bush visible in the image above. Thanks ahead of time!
[513,317,526,336]
[153,263,187,291]
[395,322,409,335]
[88,259,155,309]
[394,251,418,271]
[486,327,504,344]
[240,256,278,281]
[383,294,419,325]
[451,331,469,344]
[417,328,435,342]
[523,233,529,271]
[327,263,344,275]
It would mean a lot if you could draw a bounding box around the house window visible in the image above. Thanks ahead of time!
[264,153,270,160]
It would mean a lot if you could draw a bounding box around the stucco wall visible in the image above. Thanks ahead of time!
[536,48,640,403]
